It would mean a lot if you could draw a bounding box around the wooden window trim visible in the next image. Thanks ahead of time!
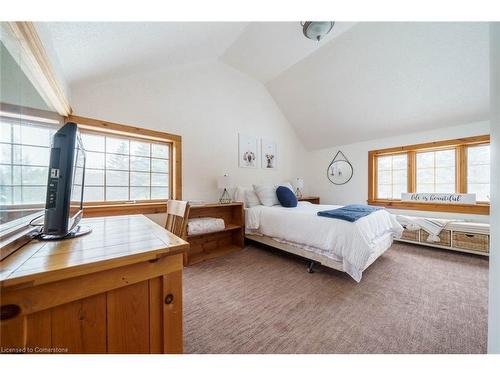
[368,135,490,215]
[65,115,182,217]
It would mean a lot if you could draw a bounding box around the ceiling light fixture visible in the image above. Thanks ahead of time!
[301,21,335,42]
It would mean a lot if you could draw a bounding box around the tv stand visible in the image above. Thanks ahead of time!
[37,224,92,241]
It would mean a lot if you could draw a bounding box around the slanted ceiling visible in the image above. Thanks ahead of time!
[267,22,490,150]
[38,22,490,150]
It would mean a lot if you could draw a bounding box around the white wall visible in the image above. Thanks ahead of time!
[305,121,491,222]
[34,23,72,103]
[488,22,500,354]
[71,61,307,204]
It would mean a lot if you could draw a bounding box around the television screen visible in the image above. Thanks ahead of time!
[41,122,90,240]
[70,135,85,225]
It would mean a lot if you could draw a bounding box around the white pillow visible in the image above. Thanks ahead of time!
[234,186,262,208]
[234,186,247,204]
[253,182,293,207]
[245,189,261,208]
[253,184,278,206]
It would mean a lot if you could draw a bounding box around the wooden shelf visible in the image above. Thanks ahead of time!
[184,202,244,266]
[186,224,242,239]
[187,245,241,265]
[189,202,242,209]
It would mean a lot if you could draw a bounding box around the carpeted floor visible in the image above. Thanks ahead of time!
[183,242,488,354]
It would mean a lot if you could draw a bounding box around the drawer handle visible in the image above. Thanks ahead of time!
[0,304,21,321]
[465,234,475,238]
[164,294,174,305]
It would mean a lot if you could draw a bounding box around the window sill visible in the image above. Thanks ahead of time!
[367,200,490,215]
[83,201,168,218]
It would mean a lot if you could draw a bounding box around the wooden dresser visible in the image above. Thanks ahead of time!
[0,215,189,354]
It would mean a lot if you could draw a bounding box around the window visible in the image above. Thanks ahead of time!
[1,114,181,223]
[66,114,182,217]
[416,149,455,194]
[79,131,171,202]
[467,144,490,202]
[368,135,490,214]
[0,120,57,207]
[376,154,407,199]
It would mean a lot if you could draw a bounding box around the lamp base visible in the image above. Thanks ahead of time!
[219,188,232,204]
[295,188,303,199]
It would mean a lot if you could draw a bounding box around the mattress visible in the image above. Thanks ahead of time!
[245,202,403,281]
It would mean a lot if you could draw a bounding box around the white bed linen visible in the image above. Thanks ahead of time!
[245,202,403,282]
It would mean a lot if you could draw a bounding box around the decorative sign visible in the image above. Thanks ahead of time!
[401,193,476,205]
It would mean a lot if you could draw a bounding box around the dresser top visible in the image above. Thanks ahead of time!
[0,215,189,289]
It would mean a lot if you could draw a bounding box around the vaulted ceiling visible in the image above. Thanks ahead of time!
[267,22,490,149]
[36,22,490,150]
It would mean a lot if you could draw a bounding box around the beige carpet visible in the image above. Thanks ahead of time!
[183,242,488,354]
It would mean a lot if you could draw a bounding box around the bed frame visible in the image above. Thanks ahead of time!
[245,233,392,274]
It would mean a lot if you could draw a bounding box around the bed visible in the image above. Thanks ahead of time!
[245,202,403,282]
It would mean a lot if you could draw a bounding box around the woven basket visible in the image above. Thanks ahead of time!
[453,231,489,252]
[420,229,451,247]
[401,228,419,241]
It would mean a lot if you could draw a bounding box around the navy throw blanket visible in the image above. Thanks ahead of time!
[317,204,383,222]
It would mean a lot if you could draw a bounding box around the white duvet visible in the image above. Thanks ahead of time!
[245,202,403,282]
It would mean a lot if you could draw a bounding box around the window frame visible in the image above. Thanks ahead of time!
[368,135,490,215]
[66,115,182,218]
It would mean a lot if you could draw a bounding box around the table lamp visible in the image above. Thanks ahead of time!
[217,174,233,204]
[294,178,304,198]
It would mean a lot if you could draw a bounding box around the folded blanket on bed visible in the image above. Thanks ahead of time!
[317,204,383,222]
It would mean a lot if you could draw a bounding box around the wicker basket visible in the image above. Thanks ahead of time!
[420,229,451,247]
[401,228,419,241]
[452,231,489,252]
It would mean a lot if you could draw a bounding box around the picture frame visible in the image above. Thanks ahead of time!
[261,139,277,169]
[238,134,258,168]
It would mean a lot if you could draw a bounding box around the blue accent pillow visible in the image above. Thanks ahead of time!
[276,186,298,207]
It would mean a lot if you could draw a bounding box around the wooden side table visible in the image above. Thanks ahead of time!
[185,202,244,265]
[298,196,320,204]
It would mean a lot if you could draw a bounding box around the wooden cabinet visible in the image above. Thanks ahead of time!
[298,197,320,204]
[0,215,189,354]
[185,202,244,265]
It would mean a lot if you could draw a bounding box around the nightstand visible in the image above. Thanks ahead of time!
[298,196,320,204]
[185,202,244,265]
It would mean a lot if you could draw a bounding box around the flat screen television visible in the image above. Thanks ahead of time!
[39,122,91,240]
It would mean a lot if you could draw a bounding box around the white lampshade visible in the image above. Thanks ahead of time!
[217,174,233,189]
[294,178,304,190]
